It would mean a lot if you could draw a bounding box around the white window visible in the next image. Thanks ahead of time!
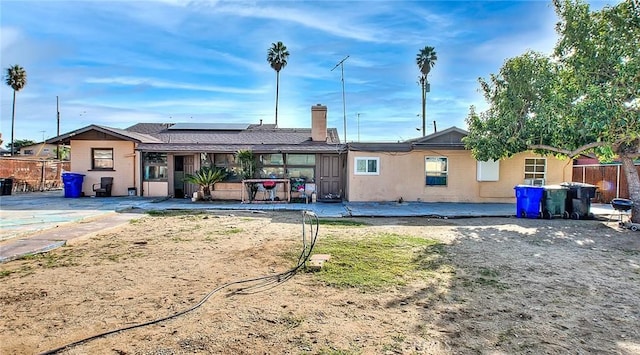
[524,158,546,180]
[355,157,379,175]
[425,156,448,186]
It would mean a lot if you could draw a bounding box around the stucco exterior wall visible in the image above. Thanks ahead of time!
[346,150,572,203]
[69,140,138,196]
[143,181,168,197]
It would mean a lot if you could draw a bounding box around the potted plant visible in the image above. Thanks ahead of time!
[184,166,228,201]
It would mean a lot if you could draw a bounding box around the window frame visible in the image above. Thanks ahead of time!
[524,158,546,180]
[142,152,168,181]
[354,157,380,175]
[259,153,285,178]
[91,148,114,170]
[200,153,242,181]
[425,156,448,186]
[285,154,316,183]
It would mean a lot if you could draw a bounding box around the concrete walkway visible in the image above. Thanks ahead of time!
[0,190,616,263]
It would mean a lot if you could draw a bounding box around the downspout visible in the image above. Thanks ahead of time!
[132,143,136,195]
[140,150,145,197]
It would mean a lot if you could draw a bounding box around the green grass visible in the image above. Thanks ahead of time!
[0,270,14,278]
[317,219,368,227]
[221,227,243,235]
[18,252,79,268]
[146,209,207,217]
[460,267,510,290]
[310,233,445,290]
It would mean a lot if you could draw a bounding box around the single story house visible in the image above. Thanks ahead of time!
[347,127,573,203]
[17,142,61,159]
[47,104,346,200]
[46,105,572,203]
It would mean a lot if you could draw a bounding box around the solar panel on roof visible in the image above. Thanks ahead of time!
[168,123,251,130]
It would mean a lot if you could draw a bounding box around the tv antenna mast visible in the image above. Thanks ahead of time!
[331,55,349,142]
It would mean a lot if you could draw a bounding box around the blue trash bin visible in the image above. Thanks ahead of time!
[62,173,85,198]
[515,185,544,219]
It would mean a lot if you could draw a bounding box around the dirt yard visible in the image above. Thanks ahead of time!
[1,211,639,355]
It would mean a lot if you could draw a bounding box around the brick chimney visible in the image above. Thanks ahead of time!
[311,104,327,142]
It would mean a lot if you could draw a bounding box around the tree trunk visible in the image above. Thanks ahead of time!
[421,79,426,137]
[11,90,16,157]
[275,71,280,127]
[203,185,211,201]
[620,154,640,223]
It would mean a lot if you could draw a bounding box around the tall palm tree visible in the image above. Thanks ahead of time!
[416,46,437,136]
[5,65,27,156]
[267,41,289,127]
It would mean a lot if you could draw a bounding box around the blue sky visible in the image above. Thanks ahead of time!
[1,0,616,144]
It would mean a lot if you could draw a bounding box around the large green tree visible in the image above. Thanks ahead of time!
[464,0,640,222]
[267,41,289,127]
[416,46,437,136]
[4,64,27,157]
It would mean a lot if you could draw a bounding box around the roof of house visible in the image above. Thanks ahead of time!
[47,122,342,153]
[348,126,468,152]
[46,124,162,145]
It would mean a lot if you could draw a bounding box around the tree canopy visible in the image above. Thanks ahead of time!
[464,0,640,222]
[5,139,36,152]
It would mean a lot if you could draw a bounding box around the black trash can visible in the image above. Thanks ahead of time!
[561,182,597,220]
[0,178,13,196]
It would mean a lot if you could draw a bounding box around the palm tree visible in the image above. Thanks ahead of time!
[236,149,258,201]
[184,166,228,201]
[416,47,437,136]
[267,41,289,126]
[5,65,27,156]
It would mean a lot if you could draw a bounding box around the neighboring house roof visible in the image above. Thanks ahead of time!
[46,124,162,145]
[407,126,468,149]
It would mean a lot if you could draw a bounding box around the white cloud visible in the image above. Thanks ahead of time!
[84,76,268,95]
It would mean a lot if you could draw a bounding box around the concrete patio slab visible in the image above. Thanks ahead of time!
[0,190,618,263]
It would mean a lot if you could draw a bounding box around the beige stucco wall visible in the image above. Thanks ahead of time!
[69,140,138,197]
[18,143,59,159]
[346,150,573,203]
[143,181,168,197]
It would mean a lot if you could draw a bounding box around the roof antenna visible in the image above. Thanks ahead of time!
[331,55,349,142]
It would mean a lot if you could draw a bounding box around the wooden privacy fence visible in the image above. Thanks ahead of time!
[0,158,71,193]
[572,163,640,203]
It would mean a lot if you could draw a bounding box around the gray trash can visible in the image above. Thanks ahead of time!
[560,182,597,219]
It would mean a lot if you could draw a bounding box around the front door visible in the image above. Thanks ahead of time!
[183,155,195,197]
[173,156,185,198]
[317,154,343,200]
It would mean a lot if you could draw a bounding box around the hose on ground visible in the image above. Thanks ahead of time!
[40,210,319,355]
